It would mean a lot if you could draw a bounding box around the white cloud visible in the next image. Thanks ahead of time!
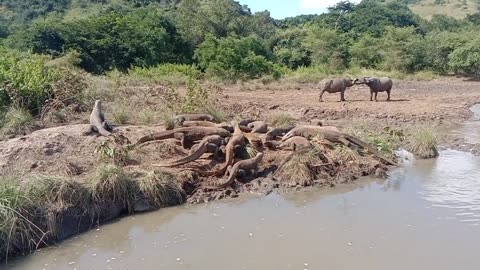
[299,0,360,10]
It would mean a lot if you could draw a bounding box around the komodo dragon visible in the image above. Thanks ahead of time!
[154,135,224,167]
[264,136,311,150]
[283,126,397,166]
[85,100,112,136]
[205,152,264,189]
[181,121,234,132]
[247,121,268,133]
[175,113,216,122]
[265,125,295,140]
[135,127,230,148]
[214,121,246,176]
[281,125,340,141]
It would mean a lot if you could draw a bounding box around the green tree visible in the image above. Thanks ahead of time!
[449,37,480,75]
[425,31,468,73]
[349,34,382,69]
[273,27,310,69]
[379,26,426,73]
[302,26,349,70]
[195,35,278,81]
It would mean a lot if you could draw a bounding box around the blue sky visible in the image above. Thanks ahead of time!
[237,0,360,19]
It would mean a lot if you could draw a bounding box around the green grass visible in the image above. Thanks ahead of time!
[89,165,136,212]
[138,171,185,208]
[407,126,440,159]
[1,106,35,135]
[110,105,131,124]
[283,65,440,83]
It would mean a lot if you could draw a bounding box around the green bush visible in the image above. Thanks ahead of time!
[195,35,279,81]
[0,47,60,114]
[449,37,480,75]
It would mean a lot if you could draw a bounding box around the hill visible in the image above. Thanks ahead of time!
[409,0,479,19]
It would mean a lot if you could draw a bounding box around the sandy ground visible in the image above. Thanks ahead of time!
[223,78,480,127]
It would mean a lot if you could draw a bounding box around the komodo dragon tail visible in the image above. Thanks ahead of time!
[344,134,398,166]
[154,140,209,167]
[135,130,175,146]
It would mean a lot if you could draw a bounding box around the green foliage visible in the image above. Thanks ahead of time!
[0,47,60,114]
[1,106,35,135]
[449,37,480,75]
[195,35,280,81]
[303,26,349,70]
[349,34,382,69]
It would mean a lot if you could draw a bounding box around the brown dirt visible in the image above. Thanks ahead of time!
[222,78,480,127]
[1,78,479,196]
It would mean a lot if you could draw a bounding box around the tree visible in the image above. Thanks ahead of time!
[379,26,427,73]
[302,25,349,70]
[349,34,382,69]
[449,37,480,75]
[195,35,278,81]
[273,27,310,69]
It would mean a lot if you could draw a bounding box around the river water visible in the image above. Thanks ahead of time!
[8,107,480,270]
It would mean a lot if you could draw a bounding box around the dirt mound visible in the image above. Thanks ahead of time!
[0,124,159,178]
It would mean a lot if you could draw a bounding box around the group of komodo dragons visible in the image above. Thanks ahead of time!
[87,100,397,190]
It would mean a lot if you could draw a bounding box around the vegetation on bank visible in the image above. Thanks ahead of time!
[0,166,185,261]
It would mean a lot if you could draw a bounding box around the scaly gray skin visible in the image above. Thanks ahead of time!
[154,135,224,167]
[135,127,231,148]
[175,114,216,122]
[205,152,264,189]
[213,121,246,176]
[247,121,268,133]
[279,136,311,150]
[265,125,295,140]
[181,120,234,133]
[87,100,112,136]
[239,119,255,126]
[284,126,397,166]
[281,125,340,142]
[354,77,393,102]
[318,77,354,102]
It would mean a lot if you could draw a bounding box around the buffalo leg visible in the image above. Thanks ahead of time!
[374,92,378,102]
[386,89,391,101]
[340,90,346,102]
[370,90,373,101]
[319,90,326,102]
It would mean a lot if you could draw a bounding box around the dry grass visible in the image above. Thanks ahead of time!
[89,165,136,212]
[409,0,478,19]
[266,112,296,127]
[1,106,36,136]
[110,104,131,124]
[277,147,322,186]
[138,171,185,208]
[407,126,439,159]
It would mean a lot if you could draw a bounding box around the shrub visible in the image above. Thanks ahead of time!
[407,126,439,159]
[0,47,61,114]
[1,106,35,135]
[138,171,185,208]
[195,35,279,81]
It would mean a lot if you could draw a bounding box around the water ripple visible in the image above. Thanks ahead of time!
[419,150,480,225]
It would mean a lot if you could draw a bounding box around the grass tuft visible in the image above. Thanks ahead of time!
[1,106,35,135]
[89,165,136,212]
[110,105,130,124]
[407,126,439,159]
[278,147,321,186]
[138,171,185,208]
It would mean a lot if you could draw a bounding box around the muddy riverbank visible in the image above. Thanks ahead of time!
[9,149,480,270]
[1,78,479,262]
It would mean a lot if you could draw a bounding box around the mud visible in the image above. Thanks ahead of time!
[9,150,480,270]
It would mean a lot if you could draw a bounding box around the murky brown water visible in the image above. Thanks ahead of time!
[7,106,480,270]
[8,150,480,270]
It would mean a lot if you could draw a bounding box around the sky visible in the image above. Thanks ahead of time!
[237,0,361,19]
